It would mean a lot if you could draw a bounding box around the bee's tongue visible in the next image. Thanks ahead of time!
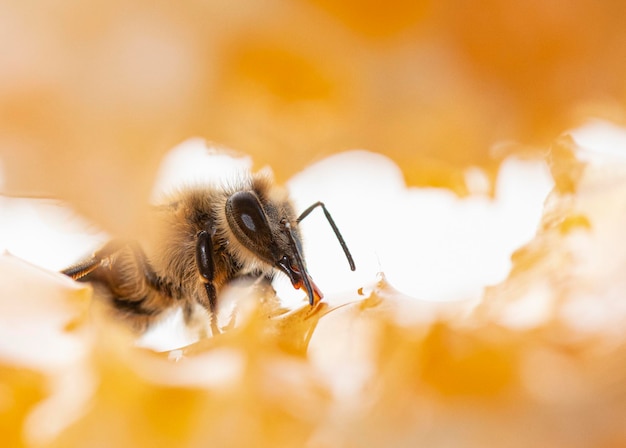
[293,274,324,305]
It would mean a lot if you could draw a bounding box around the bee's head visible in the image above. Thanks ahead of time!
[225,190,323,305]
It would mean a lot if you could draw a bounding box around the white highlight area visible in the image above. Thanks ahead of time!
[0,198,107,272]
[572,119,626,160]
[284,151,554,302]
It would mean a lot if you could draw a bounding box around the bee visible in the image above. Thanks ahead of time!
[62,172,355,334]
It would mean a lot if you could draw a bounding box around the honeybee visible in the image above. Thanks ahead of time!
[62,172,355,334]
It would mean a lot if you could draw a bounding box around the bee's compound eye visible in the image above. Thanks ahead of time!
[226,191,273,246]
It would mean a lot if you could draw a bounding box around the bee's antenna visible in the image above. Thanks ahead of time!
[297,202,356,271]
[281,219,316,304]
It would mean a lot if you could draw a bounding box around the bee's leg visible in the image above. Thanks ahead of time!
[195,230,220,335]
[62,257,100,281]
[62,240,127,280]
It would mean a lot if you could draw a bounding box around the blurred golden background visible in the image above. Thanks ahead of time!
[2,0,625,234]
[2,0,626,447]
